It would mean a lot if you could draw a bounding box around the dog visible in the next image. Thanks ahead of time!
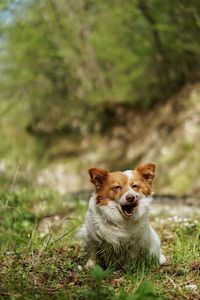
[78,163,166,269]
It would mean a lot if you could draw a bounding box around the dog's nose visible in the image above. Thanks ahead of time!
[126,194,139,206]
[126,194,135,202]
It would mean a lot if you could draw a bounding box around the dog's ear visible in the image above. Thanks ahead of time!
[88,168,108,191]
[135,163,156,184]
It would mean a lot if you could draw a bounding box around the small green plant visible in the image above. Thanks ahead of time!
[90,265,106,282]
[128,281,163,300]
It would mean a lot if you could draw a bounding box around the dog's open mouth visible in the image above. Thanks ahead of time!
[120,204,136,217]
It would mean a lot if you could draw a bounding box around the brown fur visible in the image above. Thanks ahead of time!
[130,163,156,196]
[89,163,156,205]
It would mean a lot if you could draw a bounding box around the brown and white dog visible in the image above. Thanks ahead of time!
[79,163,166,269]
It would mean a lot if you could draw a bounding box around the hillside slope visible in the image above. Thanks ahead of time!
[35,82,200,195]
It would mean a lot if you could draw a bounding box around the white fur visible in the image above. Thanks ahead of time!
[79,171,166,268]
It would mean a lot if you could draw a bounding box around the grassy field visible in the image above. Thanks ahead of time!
[0,188,199,300]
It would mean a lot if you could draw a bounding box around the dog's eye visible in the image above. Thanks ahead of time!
[132,184,139,190]
[112,186,121,191]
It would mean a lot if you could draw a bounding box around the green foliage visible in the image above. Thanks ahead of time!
[121,281,163,300]
[90,265,106,282]
[0,189,50,252]
[1,0,200,138]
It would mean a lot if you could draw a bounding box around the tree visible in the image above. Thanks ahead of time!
[0,0,200,138]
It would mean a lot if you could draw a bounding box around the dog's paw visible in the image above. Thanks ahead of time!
[159,254,166,264]
[85,259,96,270]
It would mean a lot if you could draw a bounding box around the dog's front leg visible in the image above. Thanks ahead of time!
[85,258,96,269]
[159,250,166,264]
[149,227,166,264]
[85,243,97,270]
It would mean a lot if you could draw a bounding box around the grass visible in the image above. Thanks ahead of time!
[0,188,199,300]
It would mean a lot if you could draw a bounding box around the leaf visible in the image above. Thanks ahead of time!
[90,265,105,282]
[128,281,163,300]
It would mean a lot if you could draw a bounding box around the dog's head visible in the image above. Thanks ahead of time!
[89,163,155,219]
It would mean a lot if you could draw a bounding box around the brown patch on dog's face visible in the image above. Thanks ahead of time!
[89,168,129,205]
[88,163,156,205]
[89,168,108,192]
[129,163,156,196]
[106,172,129,202]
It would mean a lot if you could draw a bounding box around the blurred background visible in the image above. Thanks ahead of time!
[0,0,200,196]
